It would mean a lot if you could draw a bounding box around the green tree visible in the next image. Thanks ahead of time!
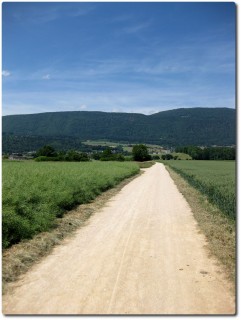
[65,151,89,162]
[165,154,173,160]
[102,147,112,159]
[36,145,57,157]
[132,144,151,162]
[100,147,116,161]
[161,154,173,160]
[113,153,125,161]
[92,152,101,160]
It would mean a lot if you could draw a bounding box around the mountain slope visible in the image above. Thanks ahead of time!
[2,108,236,147]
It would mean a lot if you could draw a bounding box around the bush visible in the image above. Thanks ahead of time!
[35,156,50,161]
[92,152,101,160]
[162,154,173,160]
[35,152,90,162]
[113,154,125,161]
[65,151,89,162]
[35,156,59,162]
[124,156,133,161]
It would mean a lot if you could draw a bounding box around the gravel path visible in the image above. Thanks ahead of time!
[3,163,235,315]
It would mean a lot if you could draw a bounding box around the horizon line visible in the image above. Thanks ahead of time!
[2,107,235,117]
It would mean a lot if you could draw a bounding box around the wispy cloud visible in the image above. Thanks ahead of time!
[3,36,234,89]
[14,7,61,24]
[2,70,11,77]
[69,5,96,17]
[42,74,50,80]
[2,79,235,116]
[2,3,235,116]
[111,14,133,23]
[123,21,151,34]
[8,4,95,25]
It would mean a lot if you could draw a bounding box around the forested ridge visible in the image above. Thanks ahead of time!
[3,108,235,152]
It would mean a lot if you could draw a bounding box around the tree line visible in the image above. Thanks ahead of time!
[35,144,152,162]
[175,146,235,160]
[35,145,90,162]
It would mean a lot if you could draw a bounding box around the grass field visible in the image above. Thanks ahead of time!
[2,161,139,248]
[82,140,166,154]
[83,140,133,152]
[163,160,235,219]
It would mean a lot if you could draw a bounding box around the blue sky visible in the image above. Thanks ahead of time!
[2,2,236,115]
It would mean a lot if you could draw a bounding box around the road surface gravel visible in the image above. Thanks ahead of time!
[3,163,235,315]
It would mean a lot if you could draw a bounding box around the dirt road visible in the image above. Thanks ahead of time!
[3,163,235,315]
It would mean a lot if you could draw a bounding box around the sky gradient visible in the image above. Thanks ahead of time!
[2,2,236,115]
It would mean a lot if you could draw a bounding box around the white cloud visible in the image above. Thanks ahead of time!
[123,21,151,34]
[2,70,11,77]
[79,104,87,110]
[70,6,96,17]
[42,74,50,80]
[2,87,235,116]
[10,4,95,25]
[111,14,132,23]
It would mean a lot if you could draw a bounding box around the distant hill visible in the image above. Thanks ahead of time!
[2,108,236,152]
[2,133,87,154]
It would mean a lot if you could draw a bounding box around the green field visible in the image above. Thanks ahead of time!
[2,161,139,248]
[171,152,192,160]
[82,140,166,154]
[164,160,235,219]
[82,140,133,152]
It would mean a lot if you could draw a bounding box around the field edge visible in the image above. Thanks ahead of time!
[165,165,235,290]
[2,171,141,295]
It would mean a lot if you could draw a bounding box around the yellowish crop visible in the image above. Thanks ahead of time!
[165,160,235,219]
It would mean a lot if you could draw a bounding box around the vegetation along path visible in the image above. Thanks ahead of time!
[3,163,235,315]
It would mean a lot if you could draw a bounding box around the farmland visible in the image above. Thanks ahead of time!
[2,161,139,249]
[164,160,235,219]
[3,162,235,313]
[82,140,167,155]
